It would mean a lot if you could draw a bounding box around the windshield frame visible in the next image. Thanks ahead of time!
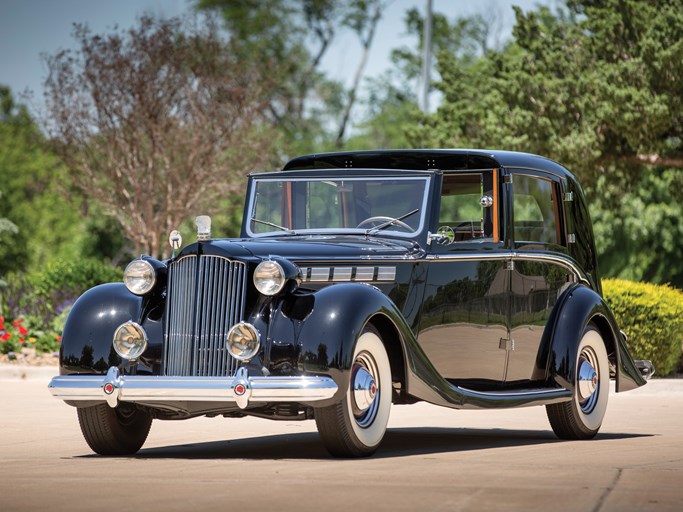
[245,175,432,239]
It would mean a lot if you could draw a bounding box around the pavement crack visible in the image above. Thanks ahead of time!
[592,468,623,512]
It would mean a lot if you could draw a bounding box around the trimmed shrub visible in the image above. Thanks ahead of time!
[602,278,683,376]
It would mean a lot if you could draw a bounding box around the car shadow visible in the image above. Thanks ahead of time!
[111,427,652,460]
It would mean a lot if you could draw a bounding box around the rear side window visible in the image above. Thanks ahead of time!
[513,175,559,244]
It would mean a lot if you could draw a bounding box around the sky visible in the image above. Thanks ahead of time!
[0,0,553,115]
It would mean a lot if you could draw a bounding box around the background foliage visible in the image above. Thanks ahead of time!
[1,0,682,355]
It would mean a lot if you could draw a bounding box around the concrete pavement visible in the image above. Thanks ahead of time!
[1,367,682,511]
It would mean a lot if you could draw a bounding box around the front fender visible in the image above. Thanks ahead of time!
[538,284,645,392]
[60,283,163,375]
[261,283,408,405]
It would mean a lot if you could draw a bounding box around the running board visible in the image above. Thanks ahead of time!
[453,385,572,409]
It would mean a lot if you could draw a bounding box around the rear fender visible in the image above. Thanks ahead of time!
[537,284,645,392]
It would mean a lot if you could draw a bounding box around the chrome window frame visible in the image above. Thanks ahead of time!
[245,176,432,240]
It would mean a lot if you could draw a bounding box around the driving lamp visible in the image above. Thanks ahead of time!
[112,321,148,360]
[226,322,261,361]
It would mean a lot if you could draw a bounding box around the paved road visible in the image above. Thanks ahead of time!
[1,369,682,512]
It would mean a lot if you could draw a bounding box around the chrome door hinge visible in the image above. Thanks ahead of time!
[506,260,515,271]
[567,233,576,244]
[563,192,574,202]
[504,175,513,184]
[499,337,515,351]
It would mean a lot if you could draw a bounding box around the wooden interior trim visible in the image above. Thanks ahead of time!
[282,181,293,228]
[492,168,500,243]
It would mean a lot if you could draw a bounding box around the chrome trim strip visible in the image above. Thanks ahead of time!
[355,267,375,281]
[301,265,399,283]
[425,251,589,284]
[310,267,331,281]
[48,367,338,410]
[333,267,353,281]
[377,266,397,281]
[297,252,587,284]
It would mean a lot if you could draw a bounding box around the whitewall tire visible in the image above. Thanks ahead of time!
[315,327,392,457]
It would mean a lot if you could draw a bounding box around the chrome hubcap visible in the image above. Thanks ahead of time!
[350,352,380,428]
[351,367,377,414]
[577,347,600,413]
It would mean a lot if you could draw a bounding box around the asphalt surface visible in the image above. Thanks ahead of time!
[1,367,682,512]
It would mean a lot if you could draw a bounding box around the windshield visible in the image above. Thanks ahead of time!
[247,176,430,237]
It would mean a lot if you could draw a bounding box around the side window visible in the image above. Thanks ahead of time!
[513,175,559,245]
[438,172,497,242]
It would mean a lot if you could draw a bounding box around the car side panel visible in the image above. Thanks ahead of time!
[506,260,573,382]
[418,260,508,382]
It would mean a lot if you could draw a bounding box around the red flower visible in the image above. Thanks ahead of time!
[1,333,11,342]
[0,315,4,322]
[19,337,25,344]
[12,318,24,327]
[56,335,62,343]
[0,323,5,331]
[18,325,28,336]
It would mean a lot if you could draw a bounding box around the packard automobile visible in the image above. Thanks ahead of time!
[49,150,654,457]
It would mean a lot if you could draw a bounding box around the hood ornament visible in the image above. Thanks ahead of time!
[169,230,182,258]
[196,215,212,241]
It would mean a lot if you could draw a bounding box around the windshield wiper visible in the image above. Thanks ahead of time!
[250,217,297,235]
[366,209,420,236]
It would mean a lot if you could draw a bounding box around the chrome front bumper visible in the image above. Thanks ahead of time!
[48,366,338,410]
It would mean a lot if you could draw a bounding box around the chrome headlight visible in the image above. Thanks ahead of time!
[254,260,287,295]
[226,322,261,361]
[113,321,148,360]
[124,259,156,295]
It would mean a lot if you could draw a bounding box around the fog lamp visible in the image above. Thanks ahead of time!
[226,322,261,362]
[113,321,148,360]
[123,259,156,295]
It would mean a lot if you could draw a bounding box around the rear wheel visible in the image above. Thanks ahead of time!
[546,325,609,439]
[77,403,152,455]
[315,327,392,457]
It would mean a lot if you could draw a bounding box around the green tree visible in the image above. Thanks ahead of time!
[0,86,86,276]
[410,0,683,286]
[197,0,386,153]
[415,1,682,182]
[346,6,494,150]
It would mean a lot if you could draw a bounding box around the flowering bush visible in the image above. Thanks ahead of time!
[0,314,62,355]
[0,259,121,357]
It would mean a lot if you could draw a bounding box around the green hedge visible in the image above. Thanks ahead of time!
[603,278,683,376]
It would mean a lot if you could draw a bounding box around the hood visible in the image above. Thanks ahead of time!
[176,235,422,263]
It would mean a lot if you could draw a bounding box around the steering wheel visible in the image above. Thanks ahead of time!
[356,216,413,232]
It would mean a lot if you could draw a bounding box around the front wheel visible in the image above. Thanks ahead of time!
[315,327,392,457]
[77,403,153,455]
[546,325,609,439]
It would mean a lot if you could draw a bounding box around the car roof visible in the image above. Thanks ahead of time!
[279,149,576,180]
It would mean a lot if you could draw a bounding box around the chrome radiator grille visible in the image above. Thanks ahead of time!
[163,255,246,376]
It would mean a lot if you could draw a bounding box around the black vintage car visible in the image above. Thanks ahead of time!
[49,150,653,457]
